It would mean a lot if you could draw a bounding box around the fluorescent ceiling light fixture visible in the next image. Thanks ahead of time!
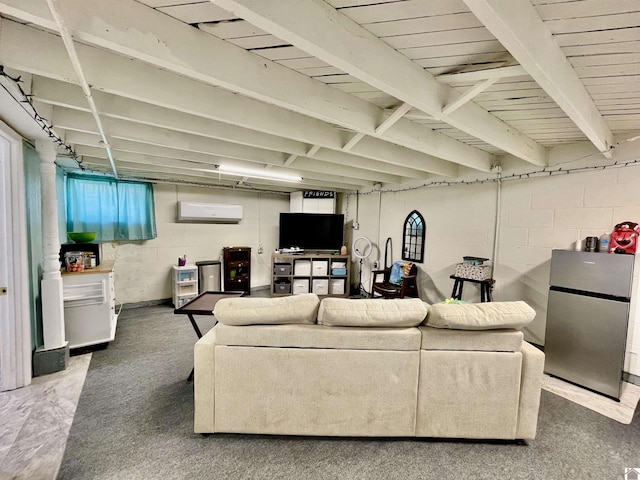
[217,165,302,182]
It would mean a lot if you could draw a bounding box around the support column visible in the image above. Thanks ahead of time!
[33,140,68,375]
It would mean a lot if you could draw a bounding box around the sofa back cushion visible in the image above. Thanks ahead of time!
[214,293,320,326]
[419,326,523,352]
[425,301,535,330]
[318,297,428,327]
[215,324,422,351]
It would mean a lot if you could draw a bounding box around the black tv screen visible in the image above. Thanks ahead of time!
[279,213,344,251]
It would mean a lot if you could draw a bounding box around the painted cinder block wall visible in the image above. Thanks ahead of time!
[100,183,289,305]
[345,150,640,377]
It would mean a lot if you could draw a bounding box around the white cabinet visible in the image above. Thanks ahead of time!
[62,261,117,349]
[172,265,198,307]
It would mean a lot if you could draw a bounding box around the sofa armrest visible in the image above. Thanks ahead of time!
[516,341,545,440]
[194,327,217,433]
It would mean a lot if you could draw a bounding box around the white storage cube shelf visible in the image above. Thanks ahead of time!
[271,253,349,298]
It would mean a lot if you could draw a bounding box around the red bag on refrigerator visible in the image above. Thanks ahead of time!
[610,221,640,254]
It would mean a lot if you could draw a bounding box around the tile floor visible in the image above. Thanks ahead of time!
[541,374,640,424]
[0,354,91,480]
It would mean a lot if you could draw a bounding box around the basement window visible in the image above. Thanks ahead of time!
[402,210,425,263]
[65,173,157,242]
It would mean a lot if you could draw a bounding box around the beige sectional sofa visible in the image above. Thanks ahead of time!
[194,294,544,440]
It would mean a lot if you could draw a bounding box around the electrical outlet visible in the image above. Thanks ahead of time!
[353,222,359,230]
[373,261,378,269]
[258,245,263,254]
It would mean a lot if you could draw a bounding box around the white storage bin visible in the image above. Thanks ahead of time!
[177,282,197,295]
[176,294,197,308]
[292,278,310,294]
[312,260,329,276]
[312,279,329,295]
[294,260,311,276]
[330,278,345,295]
[332,261,346,269]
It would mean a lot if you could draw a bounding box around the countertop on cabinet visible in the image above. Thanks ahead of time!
[61,260,115,276]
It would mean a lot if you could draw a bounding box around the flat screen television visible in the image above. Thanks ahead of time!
[279,213,344,251]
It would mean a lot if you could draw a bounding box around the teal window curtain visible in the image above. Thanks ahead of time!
[65,174,157,241]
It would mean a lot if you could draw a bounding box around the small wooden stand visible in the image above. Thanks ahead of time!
[450,275,495,302]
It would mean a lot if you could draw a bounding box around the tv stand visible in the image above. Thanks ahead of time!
[271,253,350,297]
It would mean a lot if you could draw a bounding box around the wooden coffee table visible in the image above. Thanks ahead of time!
[174,290,245,380]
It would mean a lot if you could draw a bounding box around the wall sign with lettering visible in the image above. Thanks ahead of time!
[303,191,335,198]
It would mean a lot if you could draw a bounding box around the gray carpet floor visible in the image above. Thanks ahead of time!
[58,303,640,480]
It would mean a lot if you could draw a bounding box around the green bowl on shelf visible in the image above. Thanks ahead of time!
[67,231,98,243]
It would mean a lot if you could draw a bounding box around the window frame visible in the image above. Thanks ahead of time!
[402,210,425,263]
[64,173,157,242]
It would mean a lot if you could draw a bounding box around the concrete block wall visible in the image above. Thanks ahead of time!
[345,159,640,377]
[102,184,289,305]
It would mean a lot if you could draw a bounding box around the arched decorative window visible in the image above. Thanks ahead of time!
[402,210,425,263]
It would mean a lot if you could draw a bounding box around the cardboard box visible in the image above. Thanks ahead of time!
[454,263,492,280]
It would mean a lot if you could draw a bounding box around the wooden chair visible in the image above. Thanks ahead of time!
[370,261,418,299]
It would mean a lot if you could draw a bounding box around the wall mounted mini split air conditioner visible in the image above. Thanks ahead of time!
[177,202,243,223]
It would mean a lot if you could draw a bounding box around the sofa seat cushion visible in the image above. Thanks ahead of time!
[425,301,535,330]
[213,293,320,325]
[419,326,523,352]
[318,297,428,327]
[214,323,421,351]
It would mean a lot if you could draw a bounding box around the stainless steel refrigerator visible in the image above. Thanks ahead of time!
[544,250,634,400]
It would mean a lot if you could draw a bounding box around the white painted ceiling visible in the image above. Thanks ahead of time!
[0,0,638,193]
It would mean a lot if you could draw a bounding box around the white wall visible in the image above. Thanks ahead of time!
[102,184,289,305]
[345,139,640,376]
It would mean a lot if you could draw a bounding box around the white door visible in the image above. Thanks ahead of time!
[0,121,31,391]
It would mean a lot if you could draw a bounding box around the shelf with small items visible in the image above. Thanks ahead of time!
[271,253,350,298]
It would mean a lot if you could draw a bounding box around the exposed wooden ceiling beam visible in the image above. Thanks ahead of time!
[55,107,399,184]
[39,84,432,181]
[213,0,546,166]
[463,0,614,154]
[0,0,477,174]
[437,65,529,84]
[33,77,308,155]
[2,22,459,179]
[80,154,366,191]
[33,77,437,180]
[52,107,287,165]
[375,103,413,135]
[442,78,499,115]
